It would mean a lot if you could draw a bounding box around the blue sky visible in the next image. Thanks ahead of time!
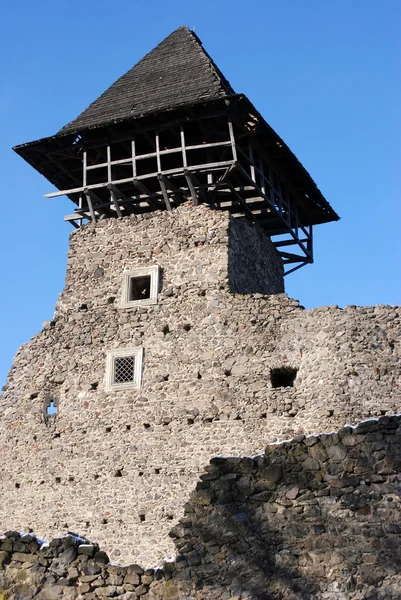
[1,0,400,386]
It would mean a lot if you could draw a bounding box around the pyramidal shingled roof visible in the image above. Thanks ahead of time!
[60,26,235,134]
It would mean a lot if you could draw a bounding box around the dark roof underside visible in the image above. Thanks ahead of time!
[13,27,339,227]
[59,26,234,134]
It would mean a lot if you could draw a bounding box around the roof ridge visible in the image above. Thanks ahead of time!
[59,26,235,134]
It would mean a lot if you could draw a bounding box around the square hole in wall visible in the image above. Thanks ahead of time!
[270,366,298,388]
[121,266,159,308]
[105,347,143,392]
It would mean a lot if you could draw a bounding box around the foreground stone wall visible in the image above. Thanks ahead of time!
[1,415,400,599]
[0,204,400,565]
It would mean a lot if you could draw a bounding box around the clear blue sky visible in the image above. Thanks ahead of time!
[1,0,400,386]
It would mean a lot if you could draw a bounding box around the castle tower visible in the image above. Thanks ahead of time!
[14,26,338,276]
[2,28,399,567]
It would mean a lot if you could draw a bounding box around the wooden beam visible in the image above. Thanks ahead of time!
[158,175,172,211]
[184,170,199,205]
[226,182,254,219]
[180,125,187,169]
[84,189,96,223]
[132,178,160,209]
[284,262,310,276]
[107,184,123,218]
[131,140,137,178]
[83,151,87,187]
[184,170,208,202]
[273,238,308,247]
[45,160,235,198]
[106,145,112,182]
[278,251,307,263]
[228,120,238,162]
[155,132,161,172]
[64,214,85,223]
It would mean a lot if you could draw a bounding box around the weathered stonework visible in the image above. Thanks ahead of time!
[0,204,400,567]
[1,415,400,599]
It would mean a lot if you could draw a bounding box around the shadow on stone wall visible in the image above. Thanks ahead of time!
[1,415,400,599]
[169,415,401,599]
[227,217,284,295]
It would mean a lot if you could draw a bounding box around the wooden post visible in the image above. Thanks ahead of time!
[107,145,112,182]
[84,188,96,223]
[184,169,199,205]
[248,142,256,184]
[107,185,123,218]
[158,175,172,211]
[83,150,87,187]
[258,157,266,196]
[180,125,187,169]
[228,120,238,162]
[131,140,137,178]
[155,132,161,173]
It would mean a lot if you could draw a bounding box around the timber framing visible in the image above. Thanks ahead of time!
[14,96,338,274]
[13,27,339,275]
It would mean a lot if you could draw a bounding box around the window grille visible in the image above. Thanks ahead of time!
[105,348,143,391]
[114,355,136,383]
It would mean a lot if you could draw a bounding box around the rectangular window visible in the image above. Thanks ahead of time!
[114,355,136,383]
[121,266,159,308]
[105,348,143,391]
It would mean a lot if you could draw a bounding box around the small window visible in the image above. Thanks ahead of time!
[46,400,58,416]
[121,266,159,308]
[270,366,298,388]
[105,347,143,391]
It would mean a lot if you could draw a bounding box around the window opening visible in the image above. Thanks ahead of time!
[121,266,159,308]
[129,275,151,301]
[270,366,298,388]
[115,356,136,383]
[105,347,143,391]
[46,400,58,416]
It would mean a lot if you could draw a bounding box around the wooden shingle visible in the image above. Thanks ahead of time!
[60,26,234,134]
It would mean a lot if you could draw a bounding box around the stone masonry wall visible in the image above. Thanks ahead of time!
[0,204,400,566]
[227,218,284,294]
[1,415,400,599]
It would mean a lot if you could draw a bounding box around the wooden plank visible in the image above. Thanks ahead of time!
[155,132,161,172]
[83,150,87,187]
[226,183,254,219]
[132,178,151,195]
[228,120,238,162]
[108,185,123,218]
[83,140,231,171]
[284,263,310,276]
[45,160,236,198]
[248,142,256,184]
[64,213,85,222]
[131,139,137,178]
[84,190,97,223]
[278,251,306,262]
[180,125,187,168]
[258,156,266,195]
[158,175,172,211]
[158,175,177,192]
[274,238,308,247]
[107,145,111,182]
[132,179,160,209]
[211,163,236,190]
[184,169,199,205]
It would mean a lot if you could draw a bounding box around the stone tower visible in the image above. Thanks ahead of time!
[2,27,399,567]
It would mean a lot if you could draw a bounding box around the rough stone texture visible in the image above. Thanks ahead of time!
[1,415,400,599]
[0,203,400,567]
[228,218,284,294]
